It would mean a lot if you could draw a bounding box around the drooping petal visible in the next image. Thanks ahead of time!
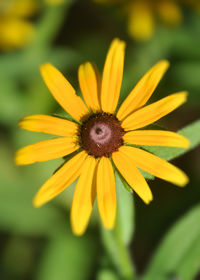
[123,130,190,148]
[117,60,169,120]
[119,146,189,187]
[101,38,125,113]
[33,151,87,207]
[71,156,97,236]
[112,149,153,204]
[19,114,78,136]
[15,137,78,165]
[122,92,187,131]
[78,62,101,111]
[97,157,116,229]
[127,0,154,41]
[40,63,88,121]
[156,0,183,26]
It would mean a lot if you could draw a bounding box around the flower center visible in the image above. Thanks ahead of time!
[79,113,125,157]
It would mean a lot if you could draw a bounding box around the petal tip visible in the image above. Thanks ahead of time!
[71,220,85,236]
[72,228,84,236]
[14,152,21,166]
[157,60,170,72]
[161,59,170,67]
[14,149,30,165]
[182,138,190,148]
[39,63,55,78]
[144,194,153,204]
[177,174,189,187]
[33,196,43,208]
[180,91,188,99]
[103,222,115,230]
[39,62,52,70]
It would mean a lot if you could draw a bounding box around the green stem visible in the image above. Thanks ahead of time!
[32,1,72,49]
[115,216,135,280]
[23,0,73,63]
[101,209,135,280]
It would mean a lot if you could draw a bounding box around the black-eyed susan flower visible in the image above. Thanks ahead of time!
[15,38,189,235]
[95,0,199,41]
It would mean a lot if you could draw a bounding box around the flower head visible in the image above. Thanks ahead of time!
[15,38,189,235]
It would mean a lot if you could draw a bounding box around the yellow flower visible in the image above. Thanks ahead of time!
[127,0,183,41]
[44,0,65,5]
[15,39,189,235]
[95,0,198,41]
[0,0,38,51]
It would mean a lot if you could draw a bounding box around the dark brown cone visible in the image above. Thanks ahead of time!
[79,113,125,157]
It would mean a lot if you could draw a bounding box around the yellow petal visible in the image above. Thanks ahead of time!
[122,92,187,131]
[127,0,154,41]
[15,137,78,165]
[123,130,190,148]
[78,62,101,111]
[33,151,87,207]
[40,63,89,121]
[119,146,189,187]
[112,150,153,204]
[156,0,183,26]
[71,156,97,236]
[101,38,125,113]
[97,157,116,229]
[19,114,78,136]
[117,60,169,120]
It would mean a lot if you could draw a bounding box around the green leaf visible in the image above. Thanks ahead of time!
[0,139,67,236]
[36,232,98,280]
[143,120,200,161]
[143,204,200,280]
[176,236,200,280]
[0,184,66,236]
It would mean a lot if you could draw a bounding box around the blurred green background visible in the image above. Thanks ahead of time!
[0,0,200,279]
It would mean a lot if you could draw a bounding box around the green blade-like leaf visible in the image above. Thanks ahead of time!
[143,120,200,161]
[143,204,200,280]
[176,236,200,280]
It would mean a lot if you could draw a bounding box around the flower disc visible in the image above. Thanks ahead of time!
[80,113,125,157]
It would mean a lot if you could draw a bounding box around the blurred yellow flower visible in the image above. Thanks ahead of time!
[44,0,65,5]
[0,0,64,51]
[0,0,38,51]
[95,0,199,41]
[15,38,189,235]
